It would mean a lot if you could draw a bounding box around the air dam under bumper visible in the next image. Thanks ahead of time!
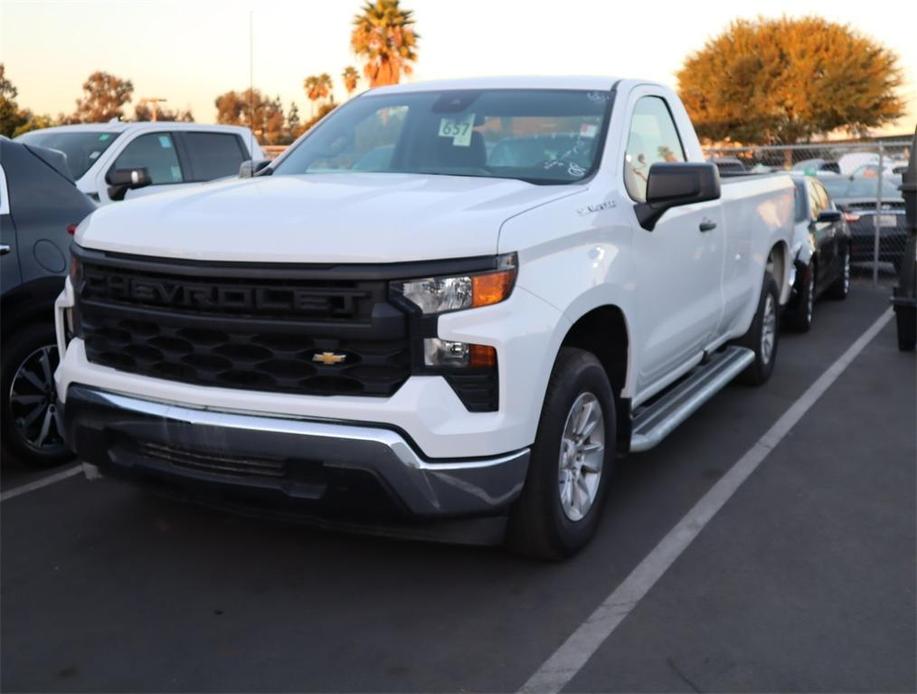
[62,385,529,518]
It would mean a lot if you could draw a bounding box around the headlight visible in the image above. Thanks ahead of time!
[393,253,517,315]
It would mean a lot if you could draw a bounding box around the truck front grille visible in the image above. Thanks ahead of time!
[75,252,412,398]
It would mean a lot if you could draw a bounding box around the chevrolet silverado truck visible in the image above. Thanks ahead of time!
[55,77,794,558]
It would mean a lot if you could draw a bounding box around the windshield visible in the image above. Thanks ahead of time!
[272,89,612,185]
[15,130,121,180]
[821,175,903,200]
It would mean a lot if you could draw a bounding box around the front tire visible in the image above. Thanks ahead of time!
[506,348,616,560]
[827,246,850,300]
[1,322,72,467]
[785,261,815,332]
[736,274,780,386]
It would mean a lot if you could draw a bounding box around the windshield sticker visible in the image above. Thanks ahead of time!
[159,135,172,149]
[438,113,475,147]
[568,162,586,177]
[580,123,598,138]
[586,91,609,103]
[89,151,101,159]
[98,133,111,141]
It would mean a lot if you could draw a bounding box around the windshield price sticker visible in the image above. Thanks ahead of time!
[438,113,475,147]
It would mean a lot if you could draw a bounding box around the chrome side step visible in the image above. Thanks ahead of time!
[630,346,755,452]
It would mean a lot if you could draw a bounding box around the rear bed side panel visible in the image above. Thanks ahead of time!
[717,175,795,339]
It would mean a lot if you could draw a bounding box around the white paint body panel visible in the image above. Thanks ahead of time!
[57,78,794,458]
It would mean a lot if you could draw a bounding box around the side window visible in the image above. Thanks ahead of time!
[183,132,247,181]
[793,180,808,223]
[311,106,408,172]
[624,96,686,202]
[112,133,183,185]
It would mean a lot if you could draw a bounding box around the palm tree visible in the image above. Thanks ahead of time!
[303,73,333,115]
[342,66,360,96]
[351,0,419,88]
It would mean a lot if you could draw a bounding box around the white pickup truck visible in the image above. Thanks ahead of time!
[55,77,794,558]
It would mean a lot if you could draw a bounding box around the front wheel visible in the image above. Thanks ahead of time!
[827,246,850,300]
[506,348,616,560]
[1,322,72,467]
[785,262,815,332]
[736,274,780,386]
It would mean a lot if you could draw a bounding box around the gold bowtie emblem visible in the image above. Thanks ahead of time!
[312,351,347,365]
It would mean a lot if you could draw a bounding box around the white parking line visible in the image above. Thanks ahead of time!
[520,308,895,694]
[0,464,84,502]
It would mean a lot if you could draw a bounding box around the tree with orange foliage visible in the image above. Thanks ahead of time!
[351,0,419,88]
[342,66,360,96]
[677,16,904,144]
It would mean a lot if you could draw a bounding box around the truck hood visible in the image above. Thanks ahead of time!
[76,173,580,263]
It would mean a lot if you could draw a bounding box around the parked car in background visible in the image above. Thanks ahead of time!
[792,158,841,176]
[1,137,96,466]
[784,174,851,331]
[822,175,907,271]
[16,122,262,205]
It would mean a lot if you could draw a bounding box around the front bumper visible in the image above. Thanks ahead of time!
[62,385,529,518]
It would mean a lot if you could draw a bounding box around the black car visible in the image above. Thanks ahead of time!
[784,174,852,331]
[1,137,96,466]
[821,175,907,272]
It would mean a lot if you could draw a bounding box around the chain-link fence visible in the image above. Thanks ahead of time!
[705,141,912,284]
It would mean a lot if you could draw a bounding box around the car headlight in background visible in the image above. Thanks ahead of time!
[393,252,517,315]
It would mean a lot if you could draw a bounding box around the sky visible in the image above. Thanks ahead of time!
[2,0,916,135]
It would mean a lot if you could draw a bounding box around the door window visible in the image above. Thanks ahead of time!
[624,96,686,202]
[111,133,183,185]
[183,132,247,181]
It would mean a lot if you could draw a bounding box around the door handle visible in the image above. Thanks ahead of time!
[0,244,11,256]
[699,219,717,232]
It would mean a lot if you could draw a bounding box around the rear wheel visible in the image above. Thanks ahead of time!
[1,322,72,467]
[785,261,815,332]
[506,348,616,560]
[736,274,780,386]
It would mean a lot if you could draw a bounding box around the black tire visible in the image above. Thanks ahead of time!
[896,307,916,352]
[827,245,850,300]
[506,348,616,560]
[785,261,815,332]
[1,321,72,467]
[735,274,780,386]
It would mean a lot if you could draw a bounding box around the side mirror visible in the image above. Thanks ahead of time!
[816,209,843,223]
[105,167,151,201]
[635,162,721,231]
[239,159,271,178]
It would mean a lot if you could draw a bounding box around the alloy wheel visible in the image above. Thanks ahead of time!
[557,392,605,522]
[8,345,67,455]
[761,293,777,365]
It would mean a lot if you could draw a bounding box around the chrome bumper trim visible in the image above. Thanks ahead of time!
[63,386,529,517]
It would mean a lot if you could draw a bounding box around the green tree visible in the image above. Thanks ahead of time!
[134,100,193,122]
[12,111,55,137]
[286,102,302,141]
[351,0,419,88]
[214,89,284,144]
[0,64,27,137]
[342,66,360,96]
[304,73,334,116]
[73,71,134,122]
[677,17,904,145]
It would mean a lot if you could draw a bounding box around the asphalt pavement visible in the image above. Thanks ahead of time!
[1,281,914,693]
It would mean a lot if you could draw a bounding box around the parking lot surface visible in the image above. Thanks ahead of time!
[2,282,914,693]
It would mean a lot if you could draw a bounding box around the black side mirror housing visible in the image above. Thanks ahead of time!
[239,159,272,178]
[635,162,721,231]
[105,167,152,201]
[816,209,843,223]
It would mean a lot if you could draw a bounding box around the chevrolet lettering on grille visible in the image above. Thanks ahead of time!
[86,271,358,315]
